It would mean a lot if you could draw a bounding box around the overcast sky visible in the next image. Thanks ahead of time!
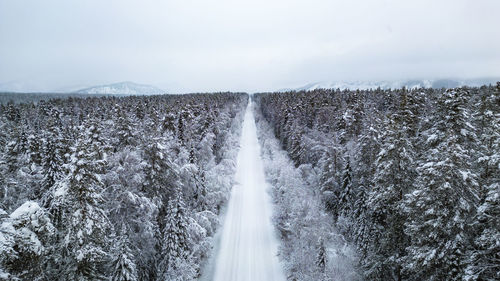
[1,0,499,93]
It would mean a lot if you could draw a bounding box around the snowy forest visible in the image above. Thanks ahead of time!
[0,83,499,281]
[254,83,499,281]
[1,0,499,279]
[0,93,248,280]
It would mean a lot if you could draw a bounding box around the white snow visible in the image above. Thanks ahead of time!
[426,134,438,144]
[213,101,285,281]
[9,201,40,220]
[54,183,68,197]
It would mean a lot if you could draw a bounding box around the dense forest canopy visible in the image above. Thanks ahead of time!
[0,83,498,281]
[0,92,247,280]
[254,83,499,281]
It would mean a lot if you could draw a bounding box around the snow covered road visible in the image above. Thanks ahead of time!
[212,101,285,281]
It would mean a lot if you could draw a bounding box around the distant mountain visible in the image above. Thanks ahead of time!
[294,78,499,92]
[75,81,164,95]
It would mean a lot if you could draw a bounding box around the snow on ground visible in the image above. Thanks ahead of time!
[211,101,285,281]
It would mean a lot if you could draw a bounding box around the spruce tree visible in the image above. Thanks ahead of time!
[465,182,500,281]
[40,116,66,205]
[0,201,54,280]
[402,89,479,280]
[366,92,416,280]
[465,87,500,281]
[115,106,135,149]
[157,191,191,279]
[58,123,111,281]
[316,237,327,274]
[111,226,138,281]
[338,158,353,218]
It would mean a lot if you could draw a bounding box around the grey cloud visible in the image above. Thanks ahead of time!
[1,0,499,93]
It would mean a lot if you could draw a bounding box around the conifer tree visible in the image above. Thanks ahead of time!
[338,158,353,218]
[143,138,177,201]
[316,237,327,274]
[366,92,416,280]
[104,148,158,281]
[115,106,135,149]
[40,116,66,204]
[58,123,111,281]
[157,191,191,279]
[465,182,500,281]
[402,89,478,280]
[0,201,54,280]
[465,87,500,281]
[111,226,138,281]
[317,143,343,219]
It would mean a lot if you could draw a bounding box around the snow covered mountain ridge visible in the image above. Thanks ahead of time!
[293,78,499,91]
[74,81,165,95]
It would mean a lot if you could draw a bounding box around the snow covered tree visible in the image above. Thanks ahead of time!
[465,87,500,281]
[1,125,32,211]
[57,123,111,281]
[0,92,247,281]
[0,208,15,281]
[0,201,54,280]
[157,191,192,280]
[114,106,135,149]
[111,226,138,281]
[104,148,158,281]
[0,117,8,202]
[464,182,500,281]
[318,146,342,218]
[181,162,209,212]
[254,86,499,280]
[343,95,364,141]
[40,115,67,204]
[402,89,479,280]
[338,158,353,218]
[365,92,417,280]
[316,237,327,274]
[142,138,178,202]
[177,109,191,146]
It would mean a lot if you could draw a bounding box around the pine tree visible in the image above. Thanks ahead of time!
[0,201,54,280]
[338,158,353,218]
[464,182,500,281]
[5,133,20,174]
[0,117,8,205]
[157,191,190,279]
[143,138,178,201]
[58,123,111,281]
[365,92,417,280]
[317,141,344,220]
[104,146,159,281]
[465,86,500,281]
[40,116,66,204]
[2,125,30,211]
[115,106,135,149]
[402,89,479,280]
[111,226,138,281]
[351,108,381,264]
[316,237,327,274]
